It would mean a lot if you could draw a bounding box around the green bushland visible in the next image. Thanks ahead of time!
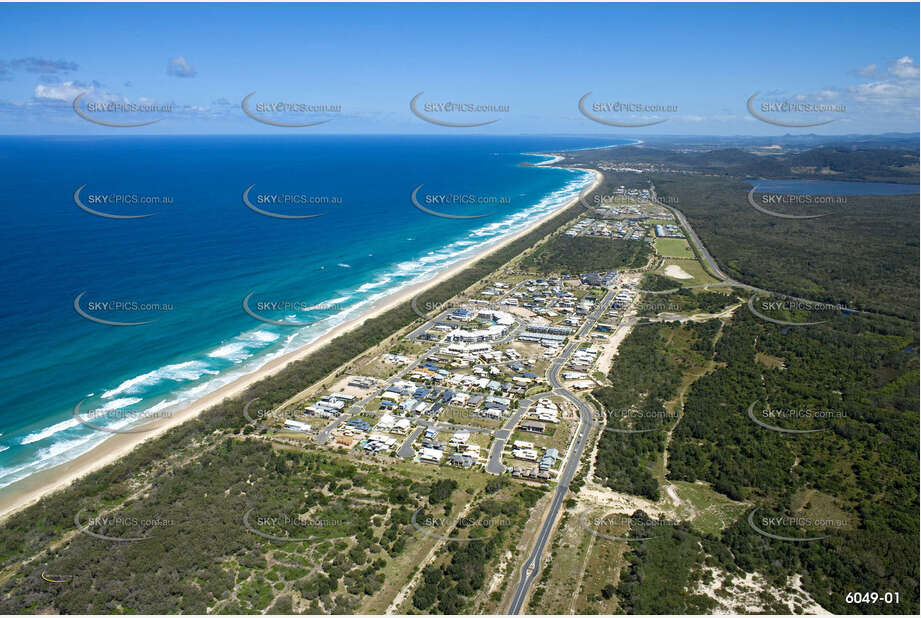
[639,273,679,291]
[635,284,739,317]
[0,442,417,613]
[592,320,717,500]
[652,175,919,321]
[562,145,919,184]
[0,174,620,612]
[521,235,651,275]
[616,512,718,614]
[604,308,919,614]
[410,484,547,614]
[667,308,919,614]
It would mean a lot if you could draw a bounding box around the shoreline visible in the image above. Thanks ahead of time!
[0,161,603,523]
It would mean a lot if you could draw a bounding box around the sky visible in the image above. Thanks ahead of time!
[0,2,918,135]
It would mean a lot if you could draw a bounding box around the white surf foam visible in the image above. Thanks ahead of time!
[19,417,81,445]
[101,361,219,399]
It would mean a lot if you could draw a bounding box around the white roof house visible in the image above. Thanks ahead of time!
[375,413,396,431]
[511,448,538,461]
[420,447,444,464]
[284,419,312,432]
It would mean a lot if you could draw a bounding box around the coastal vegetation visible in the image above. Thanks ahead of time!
[409,483,546,614]
[521,235,651,274]
[592,304,918,614]
[634,281,740,317]
[616,513,717,614]
[668,308,919,614]
[0,442,437,613]
[651,175,919,321]
[591,320,718,500]
[563,145,920,184]
[570,149,920,613]
[0,176,624,613]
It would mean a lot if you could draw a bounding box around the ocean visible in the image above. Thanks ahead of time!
[0,135,629,490]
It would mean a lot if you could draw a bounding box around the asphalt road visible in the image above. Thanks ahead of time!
[578,288,617,338]
[507,340,596,614]
[651,187,731,283]
[486,396,535,475]
[651,186,874,315]
[489,287,612,479]
[505,182,878,613]
[397,426,425,459]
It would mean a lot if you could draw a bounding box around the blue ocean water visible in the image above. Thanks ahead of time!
[747,178,919,195]
[0,135,629,489]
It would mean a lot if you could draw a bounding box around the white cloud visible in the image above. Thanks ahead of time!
[849,80,918,106]
[889,56,919,79]
[33,80,127,105]
[838,56,920,111]
[33,80,91,101]
[167,56,197,78]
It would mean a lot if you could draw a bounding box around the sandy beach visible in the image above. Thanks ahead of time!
[0,164,602,523]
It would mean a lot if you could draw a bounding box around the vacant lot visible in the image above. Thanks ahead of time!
[654,258,721,287]
[655,237,694,259]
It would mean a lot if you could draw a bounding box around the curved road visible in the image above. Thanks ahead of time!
[507,341,595,613]
[652,186,875,316]
[507,290,615,613]
[506,181,878,613]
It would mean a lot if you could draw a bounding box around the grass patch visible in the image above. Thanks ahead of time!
[654,258,721,287]
[655,237,694,259]
[670,481,748,536]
